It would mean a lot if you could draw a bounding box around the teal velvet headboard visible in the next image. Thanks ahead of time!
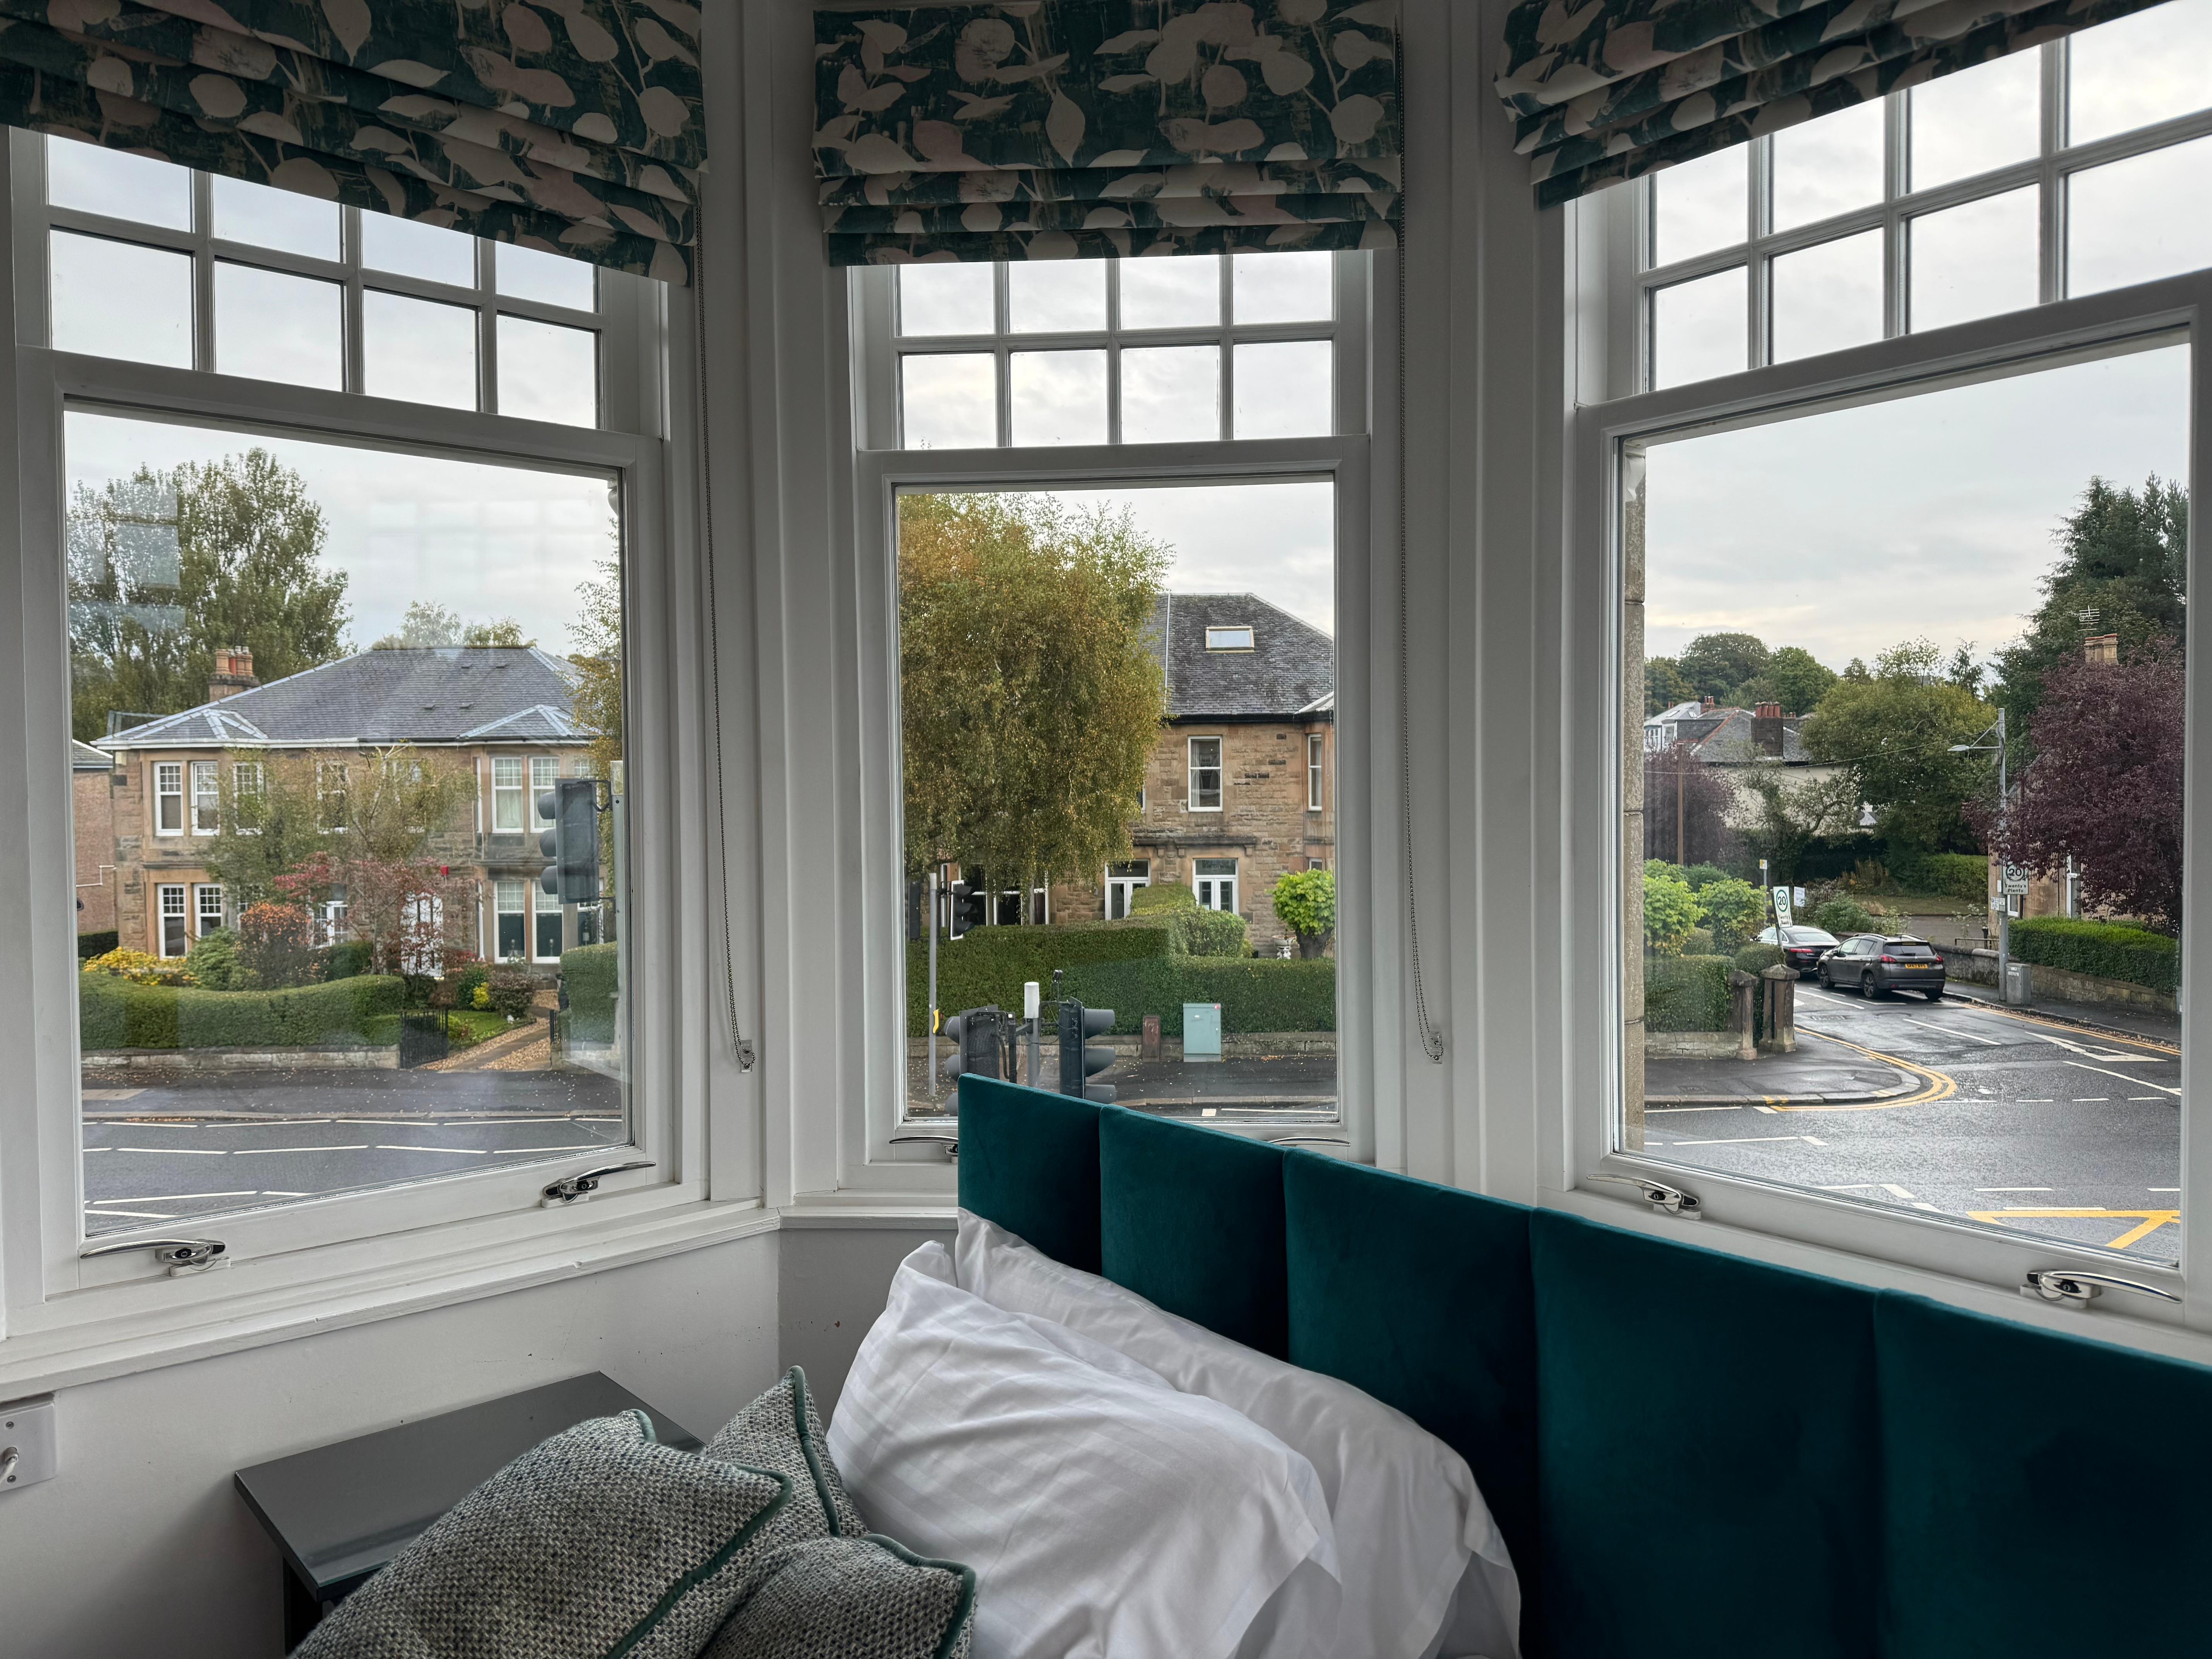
[953,1075,2212,1659]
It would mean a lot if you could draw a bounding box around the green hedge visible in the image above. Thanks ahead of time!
[76,929,118,960]
[1886,850,1989,902]
[1644,954,1733,1032]
[1734,944,1787,975]
[79,972,405,1051]
[2009,918,2179,992]
[562,942,621,1044]
[1059,957,1335,1034]
[909,923,1172,1035]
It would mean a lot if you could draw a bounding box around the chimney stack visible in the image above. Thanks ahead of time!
[1751,702,1784,756]
[1701,695,1715,710]
[208,646,257,702]
[2083,633,2118,666]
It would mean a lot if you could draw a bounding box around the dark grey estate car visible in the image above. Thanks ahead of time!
[1816,934,1947,999]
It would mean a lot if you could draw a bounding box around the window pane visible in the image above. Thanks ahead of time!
[211,177,339,261]
[1232,251,1333,323]
[498,316,598,427]
[1010,349,1108,445]
[1770,230,1883,363]
[1122,346,1220,443]
[46,139,191,230]
[1625,343,2186,1262]
[1233,340,1332,438]
[362,212,476,286]
[1009,261,1106,332]
[902,353,997,448]
[2067,133,2212,296]
[66,411,633,1233]
[2069,0,2212,144]
[50,232,192,367]
[1122,255,1221,328]
[1651,147,1748,267]
[1772,100,1885,233]
[1910,54,2040,191]
[1909,186,2038,331]
[897,480,1337,1121]
[899,263,995,335]
[365,290,479,410]
[214,265,343,389]
[495,242,595,309]
[1650,266,1747,388]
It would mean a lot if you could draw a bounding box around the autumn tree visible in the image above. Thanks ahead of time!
[899,493,1169,902]
[1799,638,1993,852]
[1642,740,1740,868]
[67,450,349,740]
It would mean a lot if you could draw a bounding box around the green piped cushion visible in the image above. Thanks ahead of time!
[293,1410,791,1659]
[1099,1108,1289,1358]
[954,1077,1104,1274]
[1283,1151,1539,1627]
[1531,1210,1880,1659]
[705,1367,868,1542]
[1876,1290,2212,1656]
[699,1535,975,1659]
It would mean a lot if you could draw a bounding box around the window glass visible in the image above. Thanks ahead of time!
[496,242,595,310]
[1651,267,1747,388]
[1770,230,1884,363]
[902,353,998,449]
[50,233,192,367]
[214,265,344,390]
[899,264,995,336]
[67,411,630,1234]
[1009,261,1106,332]
[1651,147,1748,267]
[493,755,526,831]
[47,142,191,230]
[1909,187,2038,331]
[1624,342,2186,1261]
[1122,346,1220,443]
[362,212,476,286]
[1233,340,1332,438]
[2068,0,2212,144]
[1123,256,1221,328]
[2066,133,2212,296]
[1232,251,1333,323]
[211,177,340,260]
[498,316,598,427]
[1910,54,2040,192]
[365,291,479,410]
[1009,349,1108,445]
[1772,100,1885,233]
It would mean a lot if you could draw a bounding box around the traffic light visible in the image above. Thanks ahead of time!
[940,1006,1008,1086]
[538,778,601,904]
[1057,997,1117,1102]
[945,879,987,940]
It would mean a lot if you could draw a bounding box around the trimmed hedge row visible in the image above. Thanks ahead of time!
[79,972,405,1050]
[1059,957,1336,1035]
[2009,918,2179,993]
[909,923,1173,1035]
[562,942,621,1044]
[1645,954,1733,1032]
[1885,850,1990,903]
[76,929,118,960]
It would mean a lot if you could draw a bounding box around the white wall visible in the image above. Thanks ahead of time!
[0,1232,779,1659]
[778,1224,951,1415]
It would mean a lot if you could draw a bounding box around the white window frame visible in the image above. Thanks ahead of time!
[189,757,219,834]
[156,882,188,957]
[1187,735,1225,811]
[531,755,561,829]
[1194,856,1239,915]
[230,759,263,833]
[1105,859,1150,921]
[1566,201,2212,1327]
[193,881,223,939]
[492,755,526,833]
[1309,731,1325,811]
[533,884,565,964]
[151,760,182,836]
[0,125,747,1386]
[494,877,529,963]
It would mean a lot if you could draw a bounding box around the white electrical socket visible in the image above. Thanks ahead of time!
[0,1394,57,1492]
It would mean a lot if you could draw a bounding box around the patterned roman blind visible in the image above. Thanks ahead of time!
[814,0,1402,265]
[0,0,701,281]
[1498,0,2174,207]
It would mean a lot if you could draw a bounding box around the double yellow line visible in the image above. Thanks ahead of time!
[1768,1026,1957,1112]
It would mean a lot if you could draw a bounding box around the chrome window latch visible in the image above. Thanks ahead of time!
[2023,1267,2181,1309]
[1587,1173,1703,1219]
[1268,1136,1352,1148]
[80,1237,228,1275]
[889,1135,958,1162]
[540,1161,653,1207]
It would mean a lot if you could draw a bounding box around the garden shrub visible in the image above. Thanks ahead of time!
[2009,918,2179,992]
[82,948,193,987]
[1270,870,1336,957]
[1884,850,1989,902]
[1129,882,1196,914]
[76,929,118,960]
[1172,906,1249,957]
[78,973,404,1050]
[1642,863,1701,954]
[1734,943,1788,975]
[484,967,537,1019]
[562,943,621,1044]
[1811,897,1877,937]
[908,922,1171,1036]
[446,962,488,1011]
[1059,957,1336,1035]
[1675,864,1736,891]
[237,902,319,988]
[1694,878,1765,951]
[321,938,374,981]
[1644,955,1734,1032]
[183,929,248,991]
[1681,927,1716,956]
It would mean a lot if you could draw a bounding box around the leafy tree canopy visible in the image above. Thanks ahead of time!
[372,600,535,649]
[1759,647,1838,716]
[1678,632,1771,701]
[1799,637,1993,852]
[1644,656,1695,715]
[1643,739,1740,868]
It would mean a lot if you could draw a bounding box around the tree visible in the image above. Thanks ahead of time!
[67,450,349,741]
[1678,632,1770,702]
[1642,741,1740,867]
[1739,762,1862,884]
[1644,656,1695,715]
[1799,638,1993,852]
[1762,647,1837,715]
[1271,869,1336,958]
[1694,877,1764,952]
[372,601,535,649]
[568,553,623,791]
[899,494,1169,900]
[1642,861,1702,954]
[1988,642,2184,926]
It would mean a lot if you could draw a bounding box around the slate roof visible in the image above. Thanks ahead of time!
[71,738,110,771]
[97,647,586,751]
[1647,703,1810,764]
[1149,593,1334,721]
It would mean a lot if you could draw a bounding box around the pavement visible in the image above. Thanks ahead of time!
[1647,1041,1917,1106]
[908,1051,1339,1119]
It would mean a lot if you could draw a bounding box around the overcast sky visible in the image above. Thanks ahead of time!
[66,411,616,656]
[1644,342,2189,675]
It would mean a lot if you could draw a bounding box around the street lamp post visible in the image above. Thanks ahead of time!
[1951,707,2011,999]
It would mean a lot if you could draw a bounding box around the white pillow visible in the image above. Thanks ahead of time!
[827,1241,1342,1659]
[955,1209,1523,1659]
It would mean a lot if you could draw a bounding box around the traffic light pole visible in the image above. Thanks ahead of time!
[927,867,940,1098]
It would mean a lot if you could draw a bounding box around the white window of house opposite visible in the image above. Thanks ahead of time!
[1578,0,2212,1315]
[152,760,182,834]
[1188,737,1224,810]
[492,756,527,833]
[190,757,219,833]
[156,883,187,957]
[1309,733,1325,811]
[195,882,223,939]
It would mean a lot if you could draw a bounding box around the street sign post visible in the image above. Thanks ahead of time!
[2001,863,2031,897]
[1771,886,1794,929]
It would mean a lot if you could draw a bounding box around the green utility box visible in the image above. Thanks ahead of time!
[1183,1001,1223,1062]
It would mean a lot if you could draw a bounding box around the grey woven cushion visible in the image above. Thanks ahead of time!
[704,1367,868,1543]
[700,1535,975,1659]
[293,1410,791,1659]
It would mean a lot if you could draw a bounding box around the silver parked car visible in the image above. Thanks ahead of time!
[1815,934,1947,1000]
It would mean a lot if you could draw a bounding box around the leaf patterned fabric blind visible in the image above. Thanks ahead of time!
[1498,0,2174,207]
[815,0,1402,265]
[0,0,701,282]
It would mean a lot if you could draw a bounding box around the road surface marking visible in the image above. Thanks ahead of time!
[492,1144,607,1153]
[1976,1187,2053,1193]
[1910,1202,1943,1212]
[2070,1097,2109,1103]
[2065,1060,2180,1096]
[1646,1105,1750,1114]
[1944,999,2180,1056]
[1883,1184,1916,1200]
[1967,1206,2180,1251]
[81,1146,110,1152]
[83,1208,177,1221]
[2129,1096,2168,1101]
[2018,1098,2052,1102]
[1774,1028,1955,1111]
[86,1190,256,1203]
[108,1146,226,1155]
[1899,1016,2002,1045]
[376,1144,492,1155]
[1662,1134,1822,1146]
[231,1144,370,1155]
[1752,1104,1780,1114]
[1820,1183,1885,1191]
